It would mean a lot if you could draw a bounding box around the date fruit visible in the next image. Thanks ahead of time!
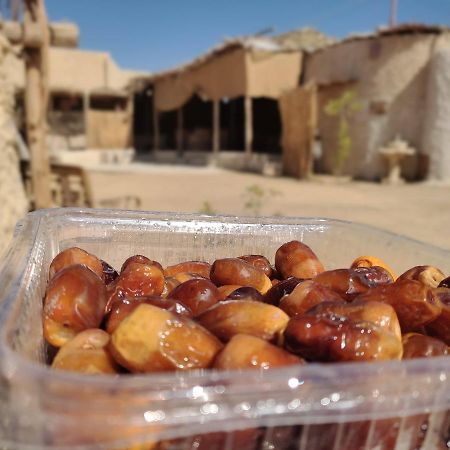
[210,258,272,294]
[197,300,289,343]
[275,241,324,279]
[43,264,107,347]
[110,304,222,372]
[52,329,118,374]
[49,247,104,280]
[214,334,302,370]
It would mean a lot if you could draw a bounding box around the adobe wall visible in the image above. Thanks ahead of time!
[305,33,450,180]
[0,34,28,257]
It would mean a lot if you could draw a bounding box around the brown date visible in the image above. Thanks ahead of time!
[52,329,119,374]
[161,272,207,297]
[210,258,272,294]
[110,304,222,373]
[284,312,403,362]
[225,286,264,302]
[106,296,192,334]
[106,261,165,312]
[238,254,273,278]
[168,278,221,315]
[426,287,450,345]
[121,255,163,273]
[164,261,211,278]
[350,255,397,280]
[402,333,449,358]
[355,279,442,331]
[397,265,446,288]
[439,276,450,288]
[101,259,119,285]
[159,428,262,450]
[214,334,303,370]
[197,300,289,343]
[279,280,345,317]
[308,300,402,341]
[313,267,393,301]
[49,247,104,280]
[217,284,243,300]
[43,264,107,347]
[264,277,303,306]
[275,240,324,279]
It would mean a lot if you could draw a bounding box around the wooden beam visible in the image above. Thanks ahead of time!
[244,96,253,157]
[83,91,89,145]
[153,102,159,151]
[176,107,183,157]
[24,0,52,209]
[212,99,220,156]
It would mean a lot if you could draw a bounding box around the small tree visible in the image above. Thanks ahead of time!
[324,90,362,175]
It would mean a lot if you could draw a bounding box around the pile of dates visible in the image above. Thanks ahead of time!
[43,241,450,375]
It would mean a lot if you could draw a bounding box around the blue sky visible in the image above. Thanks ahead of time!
[46,0,450,73]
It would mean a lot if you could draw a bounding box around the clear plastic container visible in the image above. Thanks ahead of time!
[0,208,449,450]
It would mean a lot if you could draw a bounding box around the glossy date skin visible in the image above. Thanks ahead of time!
[275,240,324,279]
[43,264,107,347]
[101,260,119,285]
[49,247,104,280]
[197,300,289,343]
[105,295,192,334]
[426,287,450,345]
[313,267,393,301]
[284,301,403,362]
[210,258,272,294]
[106,261,165,312]
[264,277,303,306]
[110,304,222,373]
[238,254,273,278]
[355,279,442,331]
[168,278,221,315]
[164,261,211,279]
[224,286,265,302]
[214,334,303,370]
[52,329,119,374]
[402,333,449,358]
[397,265,446,288]
[279,280,345,317]
[120,255,163,273]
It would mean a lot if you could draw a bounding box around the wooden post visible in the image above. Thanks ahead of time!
[244,96,253,158]
[24,0,52,209]
[126,93,134,148]
[176,107,183,158]
[83,91,89,147]
[153,102,160,151]
[212,99,220,157]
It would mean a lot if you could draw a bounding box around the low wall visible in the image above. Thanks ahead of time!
[0,34,28,257]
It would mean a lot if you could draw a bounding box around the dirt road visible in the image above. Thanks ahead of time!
[88,164,450,250]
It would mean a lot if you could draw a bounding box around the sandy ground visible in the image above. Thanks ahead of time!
[87,163,450,251]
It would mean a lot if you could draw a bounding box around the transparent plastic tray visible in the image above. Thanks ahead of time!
[0,208,449,450]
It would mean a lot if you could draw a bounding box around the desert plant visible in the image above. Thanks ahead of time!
[198,201,217,215]
[242,184,282,216]
[324,90,362,175]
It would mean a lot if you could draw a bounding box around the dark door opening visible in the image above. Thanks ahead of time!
[182,95,212,151]
[252,97,281,154]
[219,97,244,151]
[159,110,177,150]
[133,86,154,152]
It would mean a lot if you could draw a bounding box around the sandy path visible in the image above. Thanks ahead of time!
[87,164,450,250]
